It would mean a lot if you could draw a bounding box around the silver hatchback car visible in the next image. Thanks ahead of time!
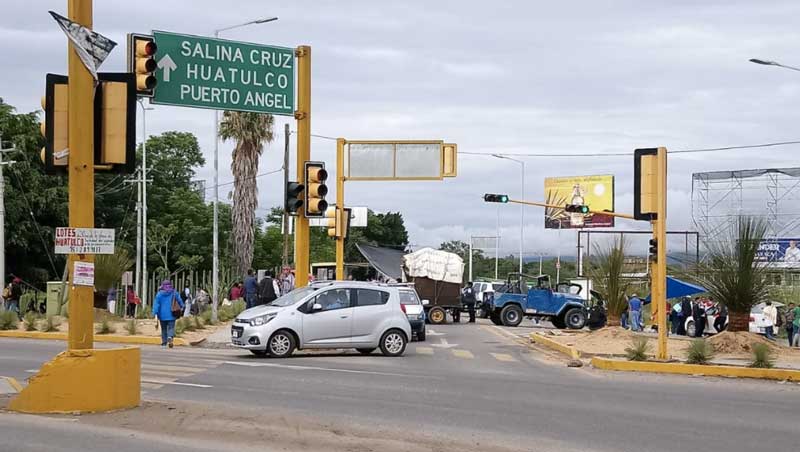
[231,281,413,358]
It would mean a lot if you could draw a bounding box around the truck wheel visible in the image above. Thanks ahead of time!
[500,305,523,327]
[490,312,502,325]
[429,307,446,324]
[565,308,587,330]
[551,316,566,329]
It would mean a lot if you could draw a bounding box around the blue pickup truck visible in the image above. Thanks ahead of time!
[487,273,602,329]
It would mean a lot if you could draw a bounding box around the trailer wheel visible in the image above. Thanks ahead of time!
[490,311,502,325]
[429,307,446,324]
[565,308,587,330]
[500,305,523,327]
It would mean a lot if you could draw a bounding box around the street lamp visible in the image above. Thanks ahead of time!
[749,58,800,72]
[211,16,278,322]
[492,154,525,274]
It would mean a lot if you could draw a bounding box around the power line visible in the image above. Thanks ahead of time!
[459,140,800,158]
[204,167,284,192]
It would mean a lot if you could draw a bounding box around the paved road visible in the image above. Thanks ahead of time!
[1,320,797,451]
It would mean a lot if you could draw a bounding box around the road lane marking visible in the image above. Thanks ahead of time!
[140,382,164,390]
[141,364,207,373]
[140,369,197,378]
[140,378,213,388]
[223,361,430,378]
[491,353,518,362]
[415,346,434,355]
[426,329,444,336]
[452,349,474,359]
[431,338,458,349]
[480,325,525,346]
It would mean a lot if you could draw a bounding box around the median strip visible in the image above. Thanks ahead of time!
[0,330,187,346]
[591,356,800,382]
[530,333,581,360]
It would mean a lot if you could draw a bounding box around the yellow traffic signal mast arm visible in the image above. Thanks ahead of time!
[506,199,637,220]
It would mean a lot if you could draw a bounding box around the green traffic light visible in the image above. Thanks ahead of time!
[483,193,509,203]
[580,205,589,214]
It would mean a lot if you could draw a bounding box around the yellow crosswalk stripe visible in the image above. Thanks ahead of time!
[452,349,474,359]
[415,346,434,355]
[490,352,518,362]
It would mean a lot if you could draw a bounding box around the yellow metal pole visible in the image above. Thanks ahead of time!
[293,46,311,288]
[335,138,345,280]
[67,0,94,351]
[655,147,668,360]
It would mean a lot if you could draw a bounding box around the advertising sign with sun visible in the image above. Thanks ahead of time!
[544,175,615,229]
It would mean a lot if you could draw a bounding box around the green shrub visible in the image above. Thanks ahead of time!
[182,316,196,332]
[39,316,60,333]
[232,300,246,316]
[96,318,116,335]
[124,319,139,336]
[200,309,214,325]
[749,343,775,369]
[218,306,234,322]
[0,310,18,330]
[193,316,205,330]
[686,339,715,365]
[625,337,650,361]
[135,306,150,319]
[23,312,40,331]
[174,318,186,336]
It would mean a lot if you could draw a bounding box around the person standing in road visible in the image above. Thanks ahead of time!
[627,294,642,332]
[257,271,279,306]
[762,300,778,341]
[280,266,295,295]
[785,303,796,347]
[152,280,184,348]
[461,281,477,323]
[677,296,691,336]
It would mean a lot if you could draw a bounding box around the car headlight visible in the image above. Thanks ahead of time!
[407,313,422,321]
[250,313,276,326]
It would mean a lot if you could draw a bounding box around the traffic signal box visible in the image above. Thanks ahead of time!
[304,161,328,217]
[565,204,590,214]
[326,207,352,239]
[648,238,658,262]
[483,193,509,203]
[127,34,158,97]
[41,73,136,175]
[286,181,305,215]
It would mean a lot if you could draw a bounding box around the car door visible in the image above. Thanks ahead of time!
[350,288,392,345]
[301,288,354,347]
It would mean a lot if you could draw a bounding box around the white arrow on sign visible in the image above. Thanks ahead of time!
[157,54,177,82]
[431,338,458,349]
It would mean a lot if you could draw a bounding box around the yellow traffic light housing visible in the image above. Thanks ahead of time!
[41,74,69,174]
[127,33,158,97]
[304,161,328,217]
[326,208,337,237]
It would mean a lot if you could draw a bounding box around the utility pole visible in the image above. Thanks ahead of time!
[282,123,290,266]
[123,170,141,297]
[293,45,311,288]
[138,99,151,306]
[0,135,17,287]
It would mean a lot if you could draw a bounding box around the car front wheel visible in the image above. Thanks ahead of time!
[267,330,296,358]
[379,329,407,357]
[500,305,523,327]
[565,308,587,330]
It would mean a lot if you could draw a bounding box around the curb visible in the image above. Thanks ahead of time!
[530,333,581,360]
[0,330,188,346]
[591,357,800,382]
[1,376,23,393]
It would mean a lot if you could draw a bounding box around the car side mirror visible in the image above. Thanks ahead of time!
[422,299,430,306]
[312,303,323,312]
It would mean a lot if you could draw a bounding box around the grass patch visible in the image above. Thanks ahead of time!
[0,310,18,330]
[625,337,650,361]
[174,318,186,336]
[135,306,151,319]
[686,339,715,365]
[23,312,40,331]
[38,316,61,333]
[749,343,775,369]
[199,309,215,325]
[193,316,205,330]
[96,318,116,335]
[124,319,139,335]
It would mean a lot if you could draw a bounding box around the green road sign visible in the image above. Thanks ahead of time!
[151,31,294,116]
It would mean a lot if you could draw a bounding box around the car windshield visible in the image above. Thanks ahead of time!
[270,286,318,307]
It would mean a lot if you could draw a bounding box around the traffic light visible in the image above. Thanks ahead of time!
[41,74,69,175]
[483,193,509,203]
[649,238,658,261]
[565,204,590,214]
[326,207,337,237]
[304,161,328,217]
[95,72,136,173]
[285,181,304,215]
[127,33,157,97]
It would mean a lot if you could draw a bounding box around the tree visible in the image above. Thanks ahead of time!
[218,111,275,275]
[694,217,769,331]
[587,237,630,327]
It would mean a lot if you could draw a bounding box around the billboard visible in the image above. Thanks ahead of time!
[756,239,800,268]
[544,175,615,229]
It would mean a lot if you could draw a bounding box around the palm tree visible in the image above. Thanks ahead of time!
[219,111,275,275]
[587,237,630,326]
[694,216,769,331]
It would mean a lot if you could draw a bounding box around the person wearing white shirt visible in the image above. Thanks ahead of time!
[763,301,778,341]
[783,240,800,263]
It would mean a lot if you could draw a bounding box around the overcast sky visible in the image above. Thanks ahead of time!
[3,0,800,259]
